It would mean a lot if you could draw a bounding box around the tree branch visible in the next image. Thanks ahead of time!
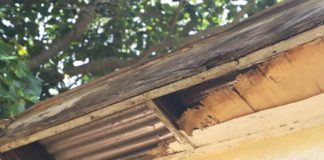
[64,57,129,76]
[64,39,175,76]
[0,0,11,5]
[29,0,99,70]
[54,0,258,80]
[62,23,234,77]
[169,0,186,35]
[233,0,256,23]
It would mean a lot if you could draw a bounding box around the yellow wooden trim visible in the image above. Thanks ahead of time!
[159,125,324,160]
[161,93,324,159]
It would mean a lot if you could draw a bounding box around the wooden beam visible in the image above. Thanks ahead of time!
[145,100,195,150]
[161,93,324,159]
[0,0,323,152]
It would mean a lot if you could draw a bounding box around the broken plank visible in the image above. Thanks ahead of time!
[178,38,324,133]
[234,40,323,110]
[145,100,195,150]
[178,86,254,135]
[165,93,324,158]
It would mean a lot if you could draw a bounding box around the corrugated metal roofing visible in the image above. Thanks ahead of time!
[40,104,173,160]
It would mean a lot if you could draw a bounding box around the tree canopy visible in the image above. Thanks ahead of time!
[0,0,280,118]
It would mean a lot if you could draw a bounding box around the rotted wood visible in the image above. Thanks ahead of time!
[162,93,324,159]
[145,100,196,150]
[178,39,324,135]
[0,0,323,152]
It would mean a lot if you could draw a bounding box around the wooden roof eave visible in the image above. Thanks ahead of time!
[0,0,323,152]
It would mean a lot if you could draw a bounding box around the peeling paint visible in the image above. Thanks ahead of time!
[178,39,324,135]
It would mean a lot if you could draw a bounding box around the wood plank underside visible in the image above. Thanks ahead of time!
[163,93,324,159]
[0,0,324,152]
[179,38,324,135]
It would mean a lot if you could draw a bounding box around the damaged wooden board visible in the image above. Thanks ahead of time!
[0,0,324,152]
[164,93,324,159]
[179,87,255,135]
[235,39,324,110]
[179,38,324,135]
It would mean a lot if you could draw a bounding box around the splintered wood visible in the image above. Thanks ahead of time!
[178,88,254,135]
[148,139,176,158]
[179,38,324,135]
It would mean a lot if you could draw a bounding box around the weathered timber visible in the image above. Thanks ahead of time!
[145,100,195,150]
[162,93,324,159]
[179,86,255,135]
[179,39,324,134]
[0,0,324,152]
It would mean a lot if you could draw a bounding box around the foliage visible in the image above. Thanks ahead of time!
[0,39,42,118]
[0,0,280,118]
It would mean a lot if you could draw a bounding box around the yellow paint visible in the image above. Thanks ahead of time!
[200,126,324,160]
[161,125,324,160]
[166,93,324,157]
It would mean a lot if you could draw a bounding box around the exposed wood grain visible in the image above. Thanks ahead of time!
[178,87,254,135]
[0,0,323,152]
[201,86,255,121]
[234,40,323,110]
[178,105,219,136]
[145,101,195,150]
[284,39,324,91]
[165,93,324,159]
[178,39,324,134]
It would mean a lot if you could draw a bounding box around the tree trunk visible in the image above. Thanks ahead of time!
[29,1,98,70]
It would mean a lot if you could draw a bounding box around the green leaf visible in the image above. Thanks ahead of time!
[0,41,14,56]
[0,99,25,118]
[0,83,12,99]
[22,74,42,103]
[12,61,28,78]
[0,55,17,61]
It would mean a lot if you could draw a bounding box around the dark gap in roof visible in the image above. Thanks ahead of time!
[154,65,257,125]
[1,142,54,160]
